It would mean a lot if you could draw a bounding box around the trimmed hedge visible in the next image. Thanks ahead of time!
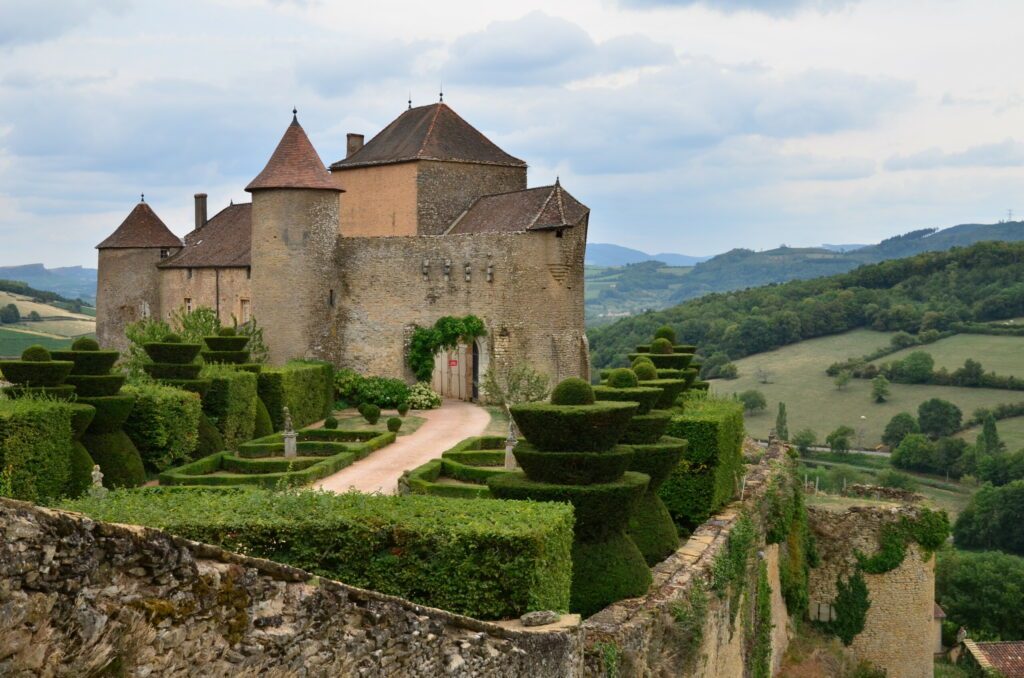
[509,401,637,452]
[51,350,119,375]
[63,374,126,397]
[203,336,250,352]
[201,365,258,450]
[63,487,574,620]
[406,459,494,499]
[143,363,203,380]
[122,383,202,472]
[143,342,202,364]
[77,395,136,433]
[551,377,595,405]
[621,410,673,444]
[259,360,334,430]
[0,398,73,501]
[512,442,634,485]
[406,436,511,499]
[163,378,211,397]
[67,441,95,498]
[625,436,686,565]
[660,399,744,531]
[638,378,689,409]
[628,352,693,370]
[593,385,663,415]
[196,415,225,458]
[2,385,76,400]
[254,398,274,438]
[201,350,248,365]
[0,360,74,386]
[82,430,146,489]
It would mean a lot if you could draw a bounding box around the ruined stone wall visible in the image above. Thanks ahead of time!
[416,161,527,235]
[158,267,252,326]
[0,497,581,677]
[250,188,340,364]
[96,247,176,351]
[334,162,419,237]
[807,506,935,678]
[315,218,588,385]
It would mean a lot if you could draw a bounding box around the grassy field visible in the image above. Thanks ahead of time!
[328,410,427,436]
[0,290,96,357]
[0,326,73,356]
[872,333,1024,377]
[957,414,1024,451]
[714,329,1023,447]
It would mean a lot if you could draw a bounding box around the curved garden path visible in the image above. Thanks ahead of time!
[314,400,491,495]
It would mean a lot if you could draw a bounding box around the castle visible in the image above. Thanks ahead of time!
[95,102,590,396]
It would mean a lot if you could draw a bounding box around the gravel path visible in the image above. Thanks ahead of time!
[313,400,491,495]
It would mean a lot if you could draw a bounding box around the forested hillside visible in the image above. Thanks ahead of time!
[588,241,1024,370]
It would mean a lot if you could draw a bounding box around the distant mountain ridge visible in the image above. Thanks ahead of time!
[585,243,711,267]
[0,264,96,303]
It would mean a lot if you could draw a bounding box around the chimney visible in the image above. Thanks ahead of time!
[346,133,364,158]
[194,193,207,231]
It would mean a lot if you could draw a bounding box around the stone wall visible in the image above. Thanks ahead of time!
[807,505,935,678]
[334,162,419,237]
[0,497,582,677]
[96,247,176,351]
[158,267,252,326]
[416,161,526,236]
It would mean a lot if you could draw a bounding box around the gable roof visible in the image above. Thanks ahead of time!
[246,115,341,192]
[331,103,526,170]
[158,203,251,269]
[446,181,588,235]
[96,201,183,249]
[967,640,1024,677]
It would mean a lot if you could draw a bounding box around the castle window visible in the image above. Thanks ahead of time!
[187,268,193,279]
[159,248,170,259]
[246,267,251,280]
[240,299,251,323]
[555,229,564,238]
[184,297,193,313]
[328,289,335,307]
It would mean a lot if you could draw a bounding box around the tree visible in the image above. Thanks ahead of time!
[918,398,963,438]
[896,351,934,384]
[0,303,20,324]
[27,311,41,322]
[934,437,969,478]
[826,426,855,453]
[978,450,1024,487]
[954,480,1024,555]
[755,367,772,385]
[737,390,767,414]
[876,469,917,491]
[481,363,551,407]
[975,413,1005,456]
[953,358,985,387]
[792,429,816,455]
[775,402,789,441]
[834,370,852,390]
[936,549,1024,642]
[891,434,936,472]
[882,413,919,448]
[871,375,890,403]
[890,331,917,349]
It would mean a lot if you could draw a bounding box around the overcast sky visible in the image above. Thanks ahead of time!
[2,0,1023,267]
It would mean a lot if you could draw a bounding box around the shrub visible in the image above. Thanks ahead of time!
[0,398,73,501]
[253,397,274,438]
[201,365,258,450]
[122,383,202,471]
[258,361,334,429]
[606,368,639,389]
[162,333,182,343]
[661,399,744,531]
[551,377,595,406]
[826,425,855,453]
[891,434,935,473]
[143,342,202,364]
[217,326,237,336]
[626,437,686,565]
[510,401,637,452]
[324,415,339,430]
[0,359,74,387]
[21,345,51,361]
[334,368,364,403]
[63,487,574,620]
[631,355,655,370]
[882,412,919,448]
[67,441,94,498]
[387,416,402,433]
[407,382,442,410]
[63,374,126,397]
[76,395,135,433]
[357,376,410,409]
[954,480,1024,555]
[480,362,551,406]
[397,402,410,416]
[654,325,677,344]
[71,337,100,351]
[737,389,767,413]
[918,398,962,438]
[634,362,658,381]
[362,403,381,425]
[196,414,225,458]
[650,338,674,354]
[621,410,672,444]
[876,469,917,491]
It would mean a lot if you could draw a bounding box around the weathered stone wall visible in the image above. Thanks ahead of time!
[96,247,177,351]
[416,161,527,235]
[0,497,582,677]
[250,188,340,364]
[334,162,419,237]
[807,505,935,678]
[158,267,252,326]
[316,219,589,384]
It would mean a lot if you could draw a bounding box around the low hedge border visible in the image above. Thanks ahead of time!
[237,429,387,458]
[406,460,495,499]
[405,436,511,498]
[441,436,507,466]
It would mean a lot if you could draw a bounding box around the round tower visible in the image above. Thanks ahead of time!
[246,111,343,364]
[95,198,182,350]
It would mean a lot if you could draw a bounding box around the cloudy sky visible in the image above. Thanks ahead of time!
[2,0,1023,267]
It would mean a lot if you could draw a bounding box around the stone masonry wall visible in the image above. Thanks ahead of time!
[0,497,582,677]
[334,162,419,237]
[416,161,526,236]
[158,267,252,327]
[807,505,935,678]
[97,247,177,351]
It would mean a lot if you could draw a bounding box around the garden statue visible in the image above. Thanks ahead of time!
[283,406,297,458]
[504,420,518,470]
[88,465,108,499]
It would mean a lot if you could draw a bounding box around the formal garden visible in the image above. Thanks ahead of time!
[0,313,753,624]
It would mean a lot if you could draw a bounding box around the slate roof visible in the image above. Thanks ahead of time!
[446,182,588,235]
[331,103,526,170]
[969,641,1024,677]
[246,115,341,192]
[96,201,183,249]
[158,203,251,269]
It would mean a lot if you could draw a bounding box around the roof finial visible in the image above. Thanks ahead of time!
[408,92,412,110]
[439,83,444,103]
[140,192,145,203]
[292,106,298,121]
[555,175,560,186]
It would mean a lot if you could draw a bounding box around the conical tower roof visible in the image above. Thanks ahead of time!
[246,113,341,192]
[96,200,182,249]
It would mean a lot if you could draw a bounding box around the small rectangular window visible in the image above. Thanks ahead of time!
[328,289,335,307]
[184,297,193,313]
[240,299,251,323]
[159,248,170,259]
[555,229,564,238]
[246,267,251,280]
[187,268,193,279]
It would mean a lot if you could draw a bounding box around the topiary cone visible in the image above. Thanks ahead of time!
[624,436,686,565]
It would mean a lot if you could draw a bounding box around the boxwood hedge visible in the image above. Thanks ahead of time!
[0,397,73,501]
[259,360,334,430]
[508,401,637,451]
[62,487,574,619]
[201,365,258,450]
[122,383,202,471]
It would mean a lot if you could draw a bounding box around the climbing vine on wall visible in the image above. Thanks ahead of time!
[855,508,950,574]
[818,571,871,646]
[765,478,818,618]
[407,315,487,382]
[749,561,773,678]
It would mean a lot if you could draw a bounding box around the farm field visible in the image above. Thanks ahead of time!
[714,329,1023,447]
[957,414,1024,451]
[0,327,73,355]
[871,333,1024,377]
[0,290,96,356]
[0,291,94,321]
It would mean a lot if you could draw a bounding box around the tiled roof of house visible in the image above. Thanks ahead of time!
[446,181,588,235]
[246,115,341,192]
[96,201,183,249]
[331,103,526,170]
[934,603,946,619]
[158,203,251,269]
[967,640,1024,677]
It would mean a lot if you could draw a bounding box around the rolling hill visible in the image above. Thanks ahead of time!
[0,264,97,304]
[584,243,710,267]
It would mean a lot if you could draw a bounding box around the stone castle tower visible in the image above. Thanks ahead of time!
[95,102,590,395]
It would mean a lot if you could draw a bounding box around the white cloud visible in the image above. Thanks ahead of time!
[885,139,1024,171]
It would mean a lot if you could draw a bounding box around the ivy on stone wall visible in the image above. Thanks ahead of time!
[765,477,818,618]
[749,560,773,678]
[855,508,950,575]
[711,513,756,625]
[408,315,487,382]
[670,582,708,672]
[818,571,871,646]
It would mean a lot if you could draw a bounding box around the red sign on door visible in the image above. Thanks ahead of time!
[448,359,458,367]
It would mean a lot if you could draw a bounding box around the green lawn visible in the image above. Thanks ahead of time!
[329,410,427,436]
[715,329,1022,447]
[957,414,1024,451]
[872,333,1024,377]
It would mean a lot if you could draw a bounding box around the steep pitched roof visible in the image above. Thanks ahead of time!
[158,203,251,269]
[331,103,526,170]
[246,115,341,192]
[446,182,589,235]
[96,201,183,249]
[967,640,1024,677]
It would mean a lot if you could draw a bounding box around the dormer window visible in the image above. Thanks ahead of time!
[159,248,170,259]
